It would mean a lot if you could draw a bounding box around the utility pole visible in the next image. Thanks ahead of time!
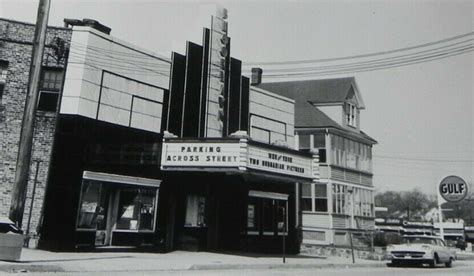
[9,0,51,228]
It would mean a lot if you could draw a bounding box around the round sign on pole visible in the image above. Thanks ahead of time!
[439,175,468,203]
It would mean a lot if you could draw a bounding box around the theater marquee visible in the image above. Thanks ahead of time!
[247,144,312,178]
[161,141,242,168]
[161,138,316,181]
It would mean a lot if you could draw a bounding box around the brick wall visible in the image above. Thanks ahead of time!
[0,18,71,235]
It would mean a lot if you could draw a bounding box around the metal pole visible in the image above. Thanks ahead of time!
[26,160,41,235]
[349,230,355,263]
[9,0,51,228]
[282,201,287,263]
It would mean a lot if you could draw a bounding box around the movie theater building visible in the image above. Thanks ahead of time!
[158,10,318,253]
[3,10,318,253]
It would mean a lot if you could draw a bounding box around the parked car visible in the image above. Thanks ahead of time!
[0,217,24,261]
[0,217,22,234]
[385,235,456,268]
[455,237,467,251]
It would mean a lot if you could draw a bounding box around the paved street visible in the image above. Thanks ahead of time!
[170,261,474,276]
[1,248,473,275]
[6,260,474,276]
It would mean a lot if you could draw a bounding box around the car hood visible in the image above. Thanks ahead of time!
[389,244,433,252]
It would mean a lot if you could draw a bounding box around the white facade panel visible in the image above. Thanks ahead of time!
[59,97,79,115]
[77,97,98,118]
[251,116,286,135]
[130,112,161,133]
[132,97,163,118]
[250,92,294,114]
[97,104,130,127]
[249,102,293,124]
[78,80,100,102]
[61,26,170,134]
[248,87,295,146]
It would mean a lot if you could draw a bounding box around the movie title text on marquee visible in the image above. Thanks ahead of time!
[247,145,312,178]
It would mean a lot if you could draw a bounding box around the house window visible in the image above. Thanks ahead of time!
[346,103,357,127]
[38,67,63,112]
[302,183,328,213]
[332,184,347,214]
[313,133,325,148]
[314,184,328,212]
[301,183,313,212]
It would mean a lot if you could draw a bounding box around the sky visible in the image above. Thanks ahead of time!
[1,0,473,195]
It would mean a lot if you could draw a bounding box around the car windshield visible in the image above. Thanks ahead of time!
[402,237,437,245]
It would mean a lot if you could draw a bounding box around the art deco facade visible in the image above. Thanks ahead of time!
[1,11,376,253]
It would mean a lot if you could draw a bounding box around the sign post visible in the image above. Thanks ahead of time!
[438,175,468,240]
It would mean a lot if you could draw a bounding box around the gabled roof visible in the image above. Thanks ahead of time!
[256,77,376,144]
[257,77,365,109]
[295,101,341,128]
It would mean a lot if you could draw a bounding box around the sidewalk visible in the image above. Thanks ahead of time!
[0,249,385,273]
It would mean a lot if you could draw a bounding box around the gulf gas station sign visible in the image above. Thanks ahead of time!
[439,175,468,203]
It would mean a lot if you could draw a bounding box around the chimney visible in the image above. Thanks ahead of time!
[63,18,112,35]
[82,19,111,35]
[251,67,262,85]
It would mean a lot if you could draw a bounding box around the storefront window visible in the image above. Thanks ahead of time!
[77,181,101,229]
[262,199,274,233]
[247,194,288,236]
[276,201,286,233]
[247,204,256,228]
[116,188,157,231]
[185,195,206,227]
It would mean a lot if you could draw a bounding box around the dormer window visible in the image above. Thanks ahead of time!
[346,103,357,128]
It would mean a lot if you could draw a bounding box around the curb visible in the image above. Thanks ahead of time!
[189,261,387,271]
[0,264,64,273]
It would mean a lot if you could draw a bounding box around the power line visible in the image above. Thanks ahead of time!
[67,57,170,77]
[373,154,473,163]
[66,32,472,78]
[67,62,170,77]
[69,40,170,63]
[67,43,170,76]
[243,31,474,66]
[69,46,170,69]
[260,46,473,78]
[242,39,473,73]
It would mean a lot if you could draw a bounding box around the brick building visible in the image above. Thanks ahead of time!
[0,18,71,235]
